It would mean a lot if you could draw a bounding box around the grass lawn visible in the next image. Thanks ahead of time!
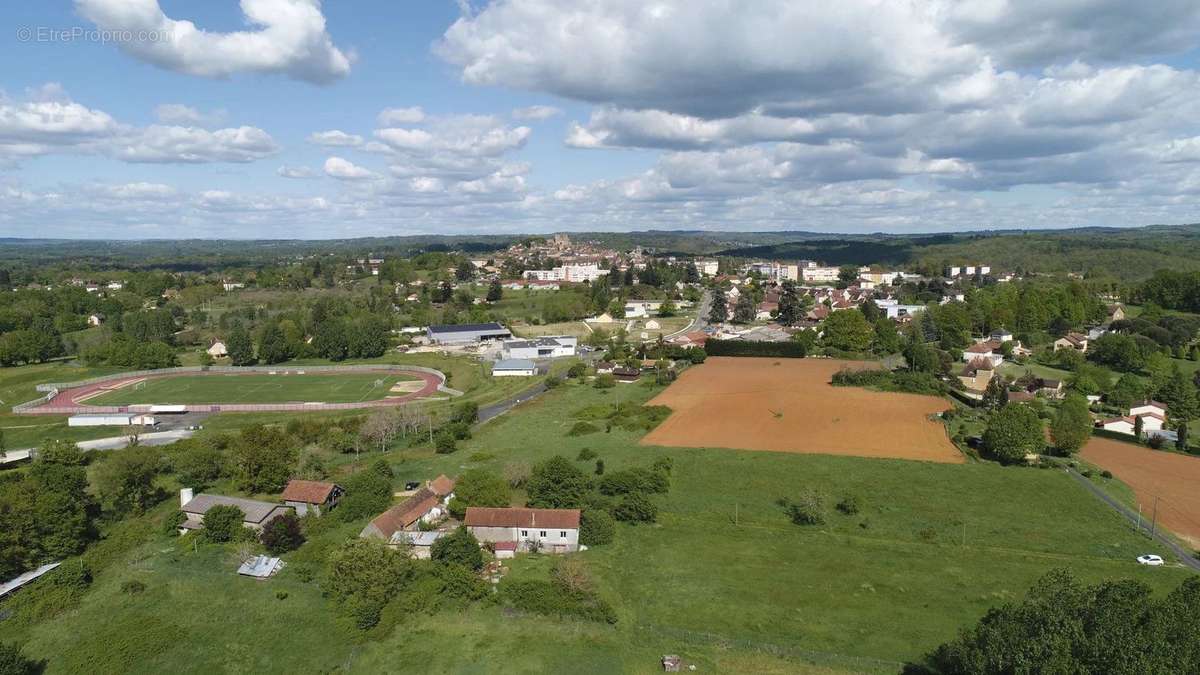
[998,360,1073,382]
[87,372,417,406]
[510,320,592,338]
[4,369,1194,673]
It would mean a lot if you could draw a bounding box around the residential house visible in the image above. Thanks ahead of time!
[465,507,581,554]
[280,480,343,517]
[87,313,105,327]
[178,489,292,534]
[1130,400,1168,419]
[1107,304,1126,323]
[1053,332,1089,353]
[395,531,446,559]
[207,340,228,358]
[1035,378,1064,400]
[359,487,445,546]
[962,340,1005,368]
[612,366,642,382]
[958,358,996,397]
[594,361,616,374]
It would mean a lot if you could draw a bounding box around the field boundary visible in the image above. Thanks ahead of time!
[12,364,459,415]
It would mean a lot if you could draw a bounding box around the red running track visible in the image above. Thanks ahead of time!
[20,369,444,415]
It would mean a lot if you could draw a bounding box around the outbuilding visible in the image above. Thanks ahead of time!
[492,359,538,377]
[501,336,577,360]
[280,480,343,517]
[179,489,292,533]
[426,322,512,345]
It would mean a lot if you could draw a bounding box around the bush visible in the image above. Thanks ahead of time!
[650,456,674,474]
[435,562,489,600]
[0,642,39,675]
[579,509,616,546]
[434,429,457,454]
[831,368,946,395]
[566,362,588,378]
[545,375,562,389]
[705,338,807,358]
[597,467,669,496]
[162,510,187,535]
[567,421,600,437]
[430,526,484,570]
[1148,435,1166,449]
[445,469,511,520]
[785,489,827,526]
[1101,470,1113,479]
[120,579,146,595]
[337,470,393,522]
[276,591,288,600]
[201,505,245,543]
[612,492,658,523]
[836,495,861,516]
[593,374,616,388]
[500,576,617,624]
[260,513,305,554]
[576,447,597,461]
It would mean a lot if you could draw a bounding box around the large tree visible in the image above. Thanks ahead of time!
[983,403,1046,464]
[226,323,255,366]
[231,425,297,493]
[821,309,874,352]
[526,455,591,509]
[732,293,756,324]
[257,322,291,364]
[1050,394,1092,455]
[708,288,728,324]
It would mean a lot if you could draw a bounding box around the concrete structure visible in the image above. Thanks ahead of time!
[873,299,926,320]
[280,480,343,517]
[492,359,538,377]
[502,336,577,360]
[396,531,446,559]
[426,322,512,345]
[465,507,581,554]
[68,413,156,427]
[802,266,841,283]
[237,556,284,578]
[747,261,799,283]
[695,259,719,277]
[179,490,292,533]
[523,263,608,283]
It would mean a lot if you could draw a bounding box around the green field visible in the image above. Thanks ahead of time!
[4,365,1196,673]
[87,372,418,406]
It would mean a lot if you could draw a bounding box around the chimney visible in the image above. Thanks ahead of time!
[180,487,194,508]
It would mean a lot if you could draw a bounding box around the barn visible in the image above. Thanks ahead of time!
[426,322,512,345]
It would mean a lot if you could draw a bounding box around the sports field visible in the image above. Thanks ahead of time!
[642,357,961,463]
[1081,436,1200,547]
[85,372,419,406]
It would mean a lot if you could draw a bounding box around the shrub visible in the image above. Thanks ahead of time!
[434,430,457,454]
[650,456,674,474]
[705,338,806,358]
[545,375,562,389]
[1101,470,1113,479]
[785,489,827,526]
[337,470,393,522]
[275,591,288,600]
[613,492,658,523]
[0,642,39,675]
[567,362,588,378]
[597,467,669,496]
[201,505,245,543]
[579,509,616,546]
[576,447,597,461]
[527,456,592,509]
[1147,435,1166,450]
[594,459,605,475]
[435,562,489,600]
[836,495,861,516]
[260,513,305,554]
[500,577,617,624]
[120,580,146,595]
[593,374,616,389]
[567,421,600,437]
[162,510,186,535]
[430,526,484,570]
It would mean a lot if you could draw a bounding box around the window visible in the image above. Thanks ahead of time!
[560,531,567,538]
[520,530,528,537]
[539,530,547,538]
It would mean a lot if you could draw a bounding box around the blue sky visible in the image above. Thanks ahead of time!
[1,1,1199,238]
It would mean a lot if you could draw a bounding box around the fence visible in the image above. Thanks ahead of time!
[13,364,459,415]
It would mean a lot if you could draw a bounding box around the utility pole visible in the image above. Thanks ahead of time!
[1151,496,1160,538]
[1137,504,1142,533]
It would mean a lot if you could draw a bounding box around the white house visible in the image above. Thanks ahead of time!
[87,313,105,327]
[492,359,538,377]
[623,301,662,318]
[502,336,577,360]
[961,340,1005,367]
[465,507,581,554]
[874,299,926,320]
[207,340,228,358]
[523,263,608,283]
[1130,400,1168,419]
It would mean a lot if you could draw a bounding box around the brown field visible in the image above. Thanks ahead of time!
[1081,437,1200,547]
[641,357,962,463]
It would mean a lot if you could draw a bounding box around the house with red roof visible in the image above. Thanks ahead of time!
[281,480,344,517]
[465,507,581,554]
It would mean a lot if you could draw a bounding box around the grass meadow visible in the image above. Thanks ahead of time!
[2,366,1195,673]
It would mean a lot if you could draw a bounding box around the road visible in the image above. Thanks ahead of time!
[0,429,195,465]
[663,289,711,341]
[476,381,548,424]
[1067,468,1200,571]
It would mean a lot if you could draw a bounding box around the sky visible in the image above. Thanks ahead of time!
[1,1,1200,239]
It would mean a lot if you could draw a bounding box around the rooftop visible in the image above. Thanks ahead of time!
[428,322,507,334]
[465,507,581,529]
[280,480,338,504]
[181,494,285,524]
[493,359,537,370]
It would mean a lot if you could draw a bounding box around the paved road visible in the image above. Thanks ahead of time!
[477,381,548,424]
[1067,468,1200,571]
[0,429,195,465]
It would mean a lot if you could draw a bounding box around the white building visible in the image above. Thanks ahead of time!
[747,261,799,282]
[68,414,156,427]
[523,263,608,283]
[695,259,719,277]
[802,266,841,283]
[465,507,581,554]
[873,299,926,320]
[624,301,663,318]
[207,340,228,358]
[492,359,538,377]
[502,336,577,360]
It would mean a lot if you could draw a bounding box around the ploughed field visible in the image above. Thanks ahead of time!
[84,372,420,406]
[642,357,961,463]
[1081,436,1200,547]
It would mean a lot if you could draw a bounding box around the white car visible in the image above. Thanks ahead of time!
[1136,554,1165,566]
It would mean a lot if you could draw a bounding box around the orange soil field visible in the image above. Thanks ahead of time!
[1081,437,1200,547]
[641,357,962,463]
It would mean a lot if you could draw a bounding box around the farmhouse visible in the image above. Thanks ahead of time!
[594,361,616,374]
[280,480,343,517]
[359,488,443,546]
[426,322,512,345]
[492,358,538,377]
[178,489,292,533]
[207,340,228,358]
[502,336,577,360]
[464,507,581,554]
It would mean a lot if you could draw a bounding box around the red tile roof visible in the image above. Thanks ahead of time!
[429,474,456,497]
[368,488,439,539]
[280,480,338,504]
[465,507,581,529]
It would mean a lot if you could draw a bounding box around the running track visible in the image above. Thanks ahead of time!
[18,368,445,415]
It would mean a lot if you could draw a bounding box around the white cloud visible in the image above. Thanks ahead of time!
[153,103,226,127]
[277,165,318,178]
[512,105,562,120]
[377,107,426,125]
[115,125,279,163]
[323,156,375,180]
[307,129,364,147]
[75,0,353,84]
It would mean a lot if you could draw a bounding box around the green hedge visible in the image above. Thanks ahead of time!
[831,368,947,396]
[704,339,807,358]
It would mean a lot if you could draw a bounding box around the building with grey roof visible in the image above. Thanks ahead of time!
[501,336,577,360]
[491,358,538,377]
[426,322,512,344]
[179,489,292,532]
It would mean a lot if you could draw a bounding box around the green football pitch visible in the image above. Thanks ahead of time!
[86,372,420,405]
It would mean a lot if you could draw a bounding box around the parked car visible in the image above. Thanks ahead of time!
[1136,554,1165,566]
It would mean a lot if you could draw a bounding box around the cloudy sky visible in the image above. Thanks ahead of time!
[2,1,1200,239]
